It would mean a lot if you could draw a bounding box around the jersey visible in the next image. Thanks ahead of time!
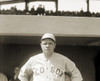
[0,73,8,81]
[18,52,83,81]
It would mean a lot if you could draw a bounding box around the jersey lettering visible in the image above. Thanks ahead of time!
[34,69,39,76]
[33,66,64,77]
[51,67,55,73]
[33,67,44,76]
[56,69,60,75]
[50,67,63,77]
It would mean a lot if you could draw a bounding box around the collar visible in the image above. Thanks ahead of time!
[41,52,55,61]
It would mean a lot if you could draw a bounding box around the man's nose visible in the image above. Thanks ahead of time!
[46,44,50,47]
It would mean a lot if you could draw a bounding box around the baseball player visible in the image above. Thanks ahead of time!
[18,33,83,81]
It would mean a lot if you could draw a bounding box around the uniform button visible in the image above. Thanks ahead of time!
[47,67,48,70]
[46,76,48,78]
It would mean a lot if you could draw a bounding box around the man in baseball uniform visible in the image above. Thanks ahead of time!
[18,33,83,81]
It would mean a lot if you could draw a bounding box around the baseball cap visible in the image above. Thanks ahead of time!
[41,33,56,42]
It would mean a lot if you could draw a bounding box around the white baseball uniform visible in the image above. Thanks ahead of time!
[18,52,83,81]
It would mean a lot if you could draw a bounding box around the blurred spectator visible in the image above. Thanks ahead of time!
[9,67,20,81]
[30,6,35,15]
[42,5,45,15]
[10,6,17,15]
[1,7,100,17]
[36,4,45,15]
[0,72,8,81]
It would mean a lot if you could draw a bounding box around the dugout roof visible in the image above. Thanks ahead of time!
[0,15,100,46]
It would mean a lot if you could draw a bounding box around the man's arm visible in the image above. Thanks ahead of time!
[18,57,33,81]
[70,66,83,81]
[65,59,83,81]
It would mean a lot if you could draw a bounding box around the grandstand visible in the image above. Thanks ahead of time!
[0,0,97,16]
[0,0,58,11]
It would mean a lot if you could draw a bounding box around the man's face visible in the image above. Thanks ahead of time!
[41,38,56,57]
[14,67,20,75]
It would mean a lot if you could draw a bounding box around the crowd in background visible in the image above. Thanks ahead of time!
[0,4,100,17]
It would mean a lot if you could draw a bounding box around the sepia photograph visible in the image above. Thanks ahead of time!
[0,0,100,81]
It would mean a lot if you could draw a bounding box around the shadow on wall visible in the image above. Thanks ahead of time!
[95,51,100,81]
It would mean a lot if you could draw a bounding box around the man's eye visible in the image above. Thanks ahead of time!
[49,43,53,45]
[43,43,47,45]
[42,42,53,45]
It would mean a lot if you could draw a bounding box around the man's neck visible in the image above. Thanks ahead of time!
[44,52,53,59]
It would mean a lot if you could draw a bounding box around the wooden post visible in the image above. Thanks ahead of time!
[55,0,58,12]
[86,0,89,12]
[25,0,29,12]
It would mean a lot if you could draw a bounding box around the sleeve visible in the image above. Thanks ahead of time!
[65,59,83,81]
[18,57,33,81]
